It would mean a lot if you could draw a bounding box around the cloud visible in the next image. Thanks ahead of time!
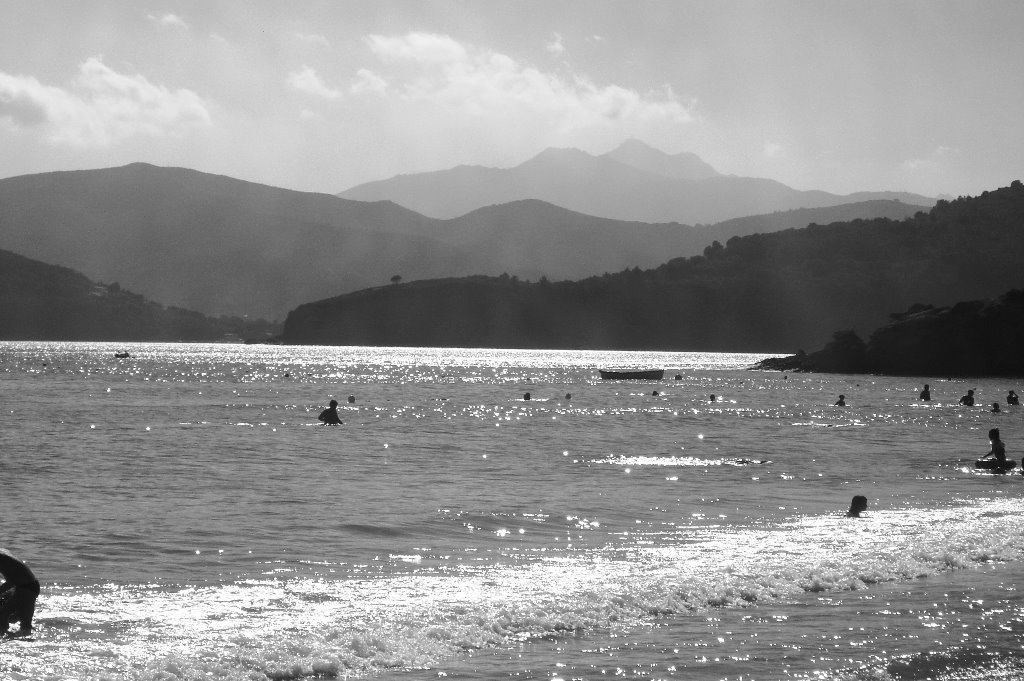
[350,69,388,95]
[546,32,565,56]
[149,13,189,30]
[359,32,694,132]
[763,140,784,158]
[902,145,955,171]
[0,57,211,146]
[367,32,467,64]
[287,66,343,100]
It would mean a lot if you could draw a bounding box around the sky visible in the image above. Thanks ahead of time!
[1,0,1022,198]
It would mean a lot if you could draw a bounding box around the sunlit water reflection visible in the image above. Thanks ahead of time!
[2,342,1024,680]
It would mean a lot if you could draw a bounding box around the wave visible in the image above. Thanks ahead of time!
[823,648,1024,681]
[17,499,1024,680]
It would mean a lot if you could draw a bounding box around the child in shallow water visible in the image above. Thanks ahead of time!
[981,428,1006,466]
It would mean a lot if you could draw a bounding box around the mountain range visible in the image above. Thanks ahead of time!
[281,181,1024,352]
[338,139,934,223]
[0,158,928,322]
[0,248,277,341]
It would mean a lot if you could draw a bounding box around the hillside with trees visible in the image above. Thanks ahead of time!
[0,163,927,322]
[756,288,1024,377]
[0,249,278,341]
[282,181,1024,352]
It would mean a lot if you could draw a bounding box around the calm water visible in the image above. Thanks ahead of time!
[2,341,1024,681]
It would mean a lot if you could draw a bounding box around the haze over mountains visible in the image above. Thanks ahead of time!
[0,248,276,341]
[283,181,1024,352]
[338,139,934,223]
[0,152,929,323]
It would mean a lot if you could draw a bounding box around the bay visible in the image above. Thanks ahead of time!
[2,341,1023,681]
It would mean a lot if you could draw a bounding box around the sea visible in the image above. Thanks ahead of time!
[2,341,1024,681]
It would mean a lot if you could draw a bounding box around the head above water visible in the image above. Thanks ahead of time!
[847,495,868,517]
[329,399,338,408]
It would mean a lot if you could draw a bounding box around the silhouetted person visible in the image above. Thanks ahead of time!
[709,394,716,402]
[847,495,868,518]
[993,402,1001,413]
[980,427,1007,466]
[347,395,355,404]
[1008,390,1020,406]
[318,399,343,425]
[0,549,39,637]
[959,389,975,406]
[835,395,846,406]
[920,384,931,401]
[651,390,659,397]
[564,393,572,400]
[523,392,531,401]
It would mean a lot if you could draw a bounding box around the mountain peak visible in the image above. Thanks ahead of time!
[603,139,720,180]
[523,146,598,164]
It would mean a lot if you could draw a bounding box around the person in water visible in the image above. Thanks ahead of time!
[919,384,931,401]
[318,399,343,425]
[847,495,868,518]
[959,389,975,406]
[1008,390,1020,406]
[993,402,1002,413]
[980,428,1007,466]
[835,394,847,406]
[0,549,39,637]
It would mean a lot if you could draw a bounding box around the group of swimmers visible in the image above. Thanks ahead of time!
[920,385,1019,411]
[835,386,1020,411]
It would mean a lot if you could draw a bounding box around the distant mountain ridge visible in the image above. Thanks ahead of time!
[337,139,934,222]
[0,248,277,341]
[282,181,1024,352]
[604,138,720,180]
[0,163,927,321]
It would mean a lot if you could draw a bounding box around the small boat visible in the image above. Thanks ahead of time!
[975,458,1017,472]
[599,369,665,380]
[114,352,131,359]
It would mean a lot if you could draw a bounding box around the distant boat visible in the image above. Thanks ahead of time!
[114,352,131,359]
[599,369,665,380]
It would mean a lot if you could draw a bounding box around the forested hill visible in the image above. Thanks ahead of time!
[0,249,278,342]
[281,181,1024,352]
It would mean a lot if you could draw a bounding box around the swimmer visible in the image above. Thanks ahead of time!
[919,384,931,401]
[979,428,1007,466]
[835,394,846,406]
[0,549,39,637]
[959,389,975,406]
[318,399,343,425]
[846,495,868,518]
